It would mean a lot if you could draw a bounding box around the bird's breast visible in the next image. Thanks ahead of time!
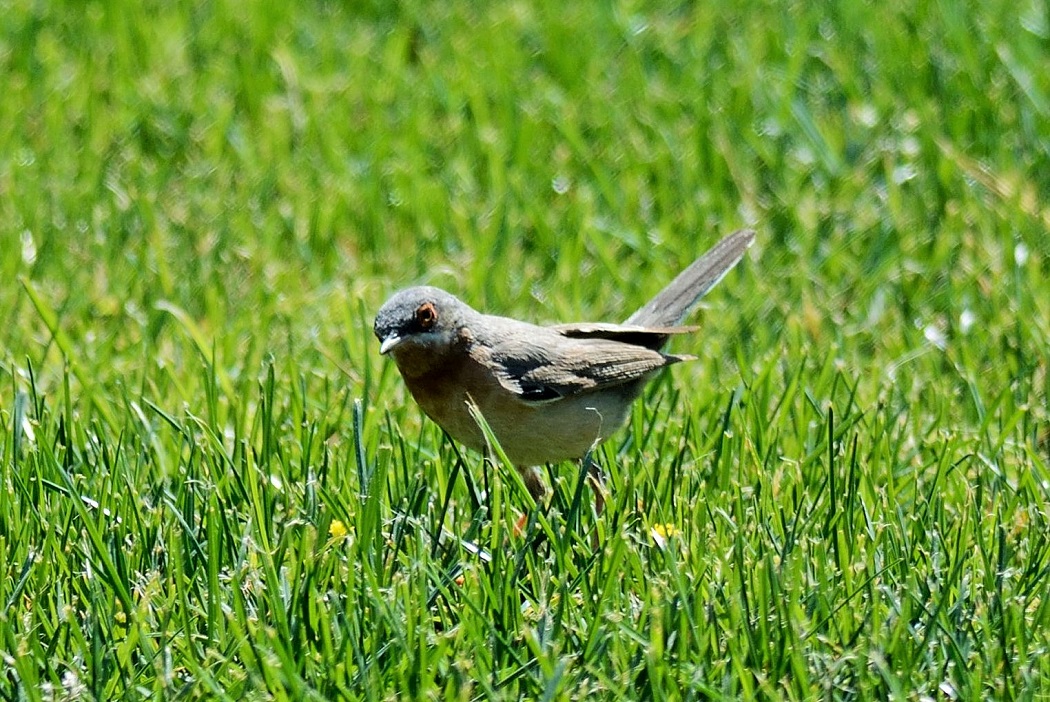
[396,351,640,466]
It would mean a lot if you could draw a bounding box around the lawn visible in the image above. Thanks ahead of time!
[2,0,1049,699]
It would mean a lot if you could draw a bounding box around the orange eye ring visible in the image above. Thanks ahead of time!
[415,302,437,329]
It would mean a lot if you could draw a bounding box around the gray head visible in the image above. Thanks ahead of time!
[373,286,475,356]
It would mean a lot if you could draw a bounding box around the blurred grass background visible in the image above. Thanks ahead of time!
[2,0,1049,698]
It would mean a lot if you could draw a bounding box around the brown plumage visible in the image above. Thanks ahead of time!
[374,229,755,498]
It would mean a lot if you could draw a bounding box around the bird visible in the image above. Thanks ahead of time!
[373,229,755,500]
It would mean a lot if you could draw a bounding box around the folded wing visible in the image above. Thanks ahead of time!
[485,332,690,403]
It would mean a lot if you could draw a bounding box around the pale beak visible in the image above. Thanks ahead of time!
[379,335,403,355]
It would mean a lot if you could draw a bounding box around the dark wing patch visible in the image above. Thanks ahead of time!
[514,379,565,402]
[550,322,697,350]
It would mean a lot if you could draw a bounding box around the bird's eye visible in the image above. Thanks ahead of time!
[415,302,437,330]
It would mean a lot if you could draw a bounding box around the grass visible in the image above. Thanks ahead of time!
[2,0,1049,698]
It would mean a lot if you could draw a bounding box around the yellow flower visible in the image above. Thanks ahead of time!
[329,520,349,539]
[650,523,680,548]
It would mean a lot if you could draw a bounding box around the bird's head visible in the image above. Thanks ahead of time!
[373,287,474,370]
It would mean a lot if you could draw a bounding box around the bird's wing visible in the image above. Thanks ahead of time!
[549,322,697,351]
[482,334,689,403]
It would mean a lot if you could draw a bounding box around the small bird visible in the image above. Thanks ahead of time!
[374,230,755,499]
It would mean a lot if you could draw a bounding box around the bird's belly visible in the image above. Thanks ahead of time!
[405,372,638,465]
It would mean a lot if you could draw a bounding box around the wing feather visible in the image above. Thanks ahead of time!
[486,337,688,404]
[550,322,697,350]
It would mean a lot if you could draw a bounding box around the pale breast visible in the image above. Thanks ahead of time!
[401,352,647,465]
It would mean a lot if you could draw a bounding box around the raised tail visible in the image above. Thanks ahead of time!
[625,229,755,328]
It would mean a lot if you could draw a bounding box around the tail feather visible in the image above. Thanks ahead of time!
[625,229,755,328]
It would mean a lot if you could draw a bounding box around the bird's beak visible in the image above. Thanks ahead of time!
[379,335,402,355]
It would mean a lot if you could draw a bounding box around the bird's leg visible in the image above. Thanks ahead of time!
[512,466,546,537]
[517,465,547,501]
[581,452,606,515]
[588,466,606,515]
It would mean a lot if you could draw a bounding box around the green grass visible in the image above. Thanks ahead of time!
[2,0,1049,698]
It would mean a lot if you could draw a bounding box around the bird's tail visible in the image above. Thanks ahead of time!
[625,229,755,328]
